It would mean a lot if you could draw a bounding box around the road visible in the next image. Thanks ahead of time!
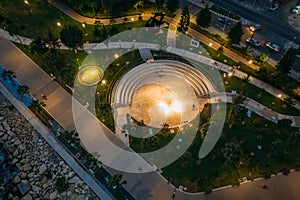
[209,0,300,45]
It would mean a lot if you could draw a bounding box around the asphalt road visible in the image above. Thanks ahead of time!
[209,0,300,45]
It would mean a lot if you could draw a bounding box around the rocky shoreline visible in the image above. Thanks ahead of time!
[0,98,99,200]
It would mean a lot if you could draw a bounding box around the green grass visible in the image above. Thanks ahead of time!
[224,76,300,116]
[15,43,87,91]
[210,5,241,20]
[162,104,300,192]
[0,0,147,42]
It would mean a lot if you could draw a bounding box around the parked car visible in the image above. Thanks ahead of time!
[218,17,232,25]
[249,24,262,32]
[265,42,280,52]
[246,38,261,47]
[269,3,279,11]
[291,5,300,14]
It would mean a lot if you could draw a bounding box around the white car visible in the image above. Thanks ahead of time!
[249,24,262,32]
[291,5,300,14]
[265,42,280,52]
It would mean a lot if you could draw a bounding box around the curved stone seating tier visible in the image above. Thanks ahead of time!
[113,60,217,106]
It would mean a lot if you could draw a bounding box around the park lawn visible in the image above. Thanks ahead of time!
[95,50,142,130]
[0,0,147,42]
[224,76,300,116]
[15,43,87,90]
[162,104,300,192]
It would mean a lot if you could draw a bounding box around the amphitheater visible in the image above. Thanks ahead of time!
[112,60,217,131]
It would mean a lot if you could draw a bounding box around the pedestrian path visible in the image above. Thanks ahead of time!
[47,0,152,25]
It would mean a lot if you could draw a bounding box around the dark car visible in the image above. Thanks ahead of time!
[246,38,261,47]
[218,17,232,25]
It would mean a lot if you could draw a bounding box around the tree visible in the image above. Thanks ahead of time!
[108,173,127,189]
[44,49,66,70]
[228,22,243,44]
[221,141,242,165]
[1,69,17,86]
[60,25,83,50]
[155,0,165,13]
[29,100,46,112]
[166,0,179,13]
[228,105,247,128]
[178,5,190,33]
[276,48,298,73]
[196,6,212,28]
[45,33,60,50]
[93,25,101,39]
[29,37,48,55]
[256,53,267,63]
[17,85,30,98]
[55,176,69,192]
[278,119,293,134]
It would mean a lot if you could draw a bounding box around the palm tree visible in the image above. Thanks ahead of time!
[221,142,242,165]
[108,173,127,189]
[17,85,30,98]
[29,100,46,112]
[1,69,16,86]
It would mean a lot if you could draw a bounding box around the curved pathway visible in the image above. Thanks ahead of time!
[47,0,153,25]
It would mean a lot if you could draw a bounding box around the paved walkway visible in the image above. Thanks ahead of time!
[47,0,153,25]
[0,80,114,200]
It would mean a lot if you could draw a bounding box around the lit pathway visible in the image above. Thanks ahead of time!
[47,0,153,25]
[0,81,115,200]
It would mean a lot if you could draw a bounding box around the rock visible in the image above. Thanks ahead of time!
[32,185,40,192]
[20,172,27,179]
[0,131,3,137]
[7,130,15,137]
[14,139,21,146]
[49,190,58,200]
[39,164,47,174]
[13,176,21,184]
[21,194,32,200]
[40,176,47,184]
[27,172,35,178]
[68,176,80,184]
[13,149,19,157]
[2,134,8,141]
[12,158,19,164]
[23,164,32,172]
[17,182,31,196]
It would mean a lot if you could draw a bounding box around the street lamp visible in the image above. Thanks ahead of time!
[76,58,80,67]
[57,22,61,27]
[24,0,29,4]
[209,42,212,47]
[248,60,253,64]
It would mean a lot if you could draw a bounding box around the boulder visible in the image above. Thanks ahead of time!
[49,190,58,200]
[12,176,21,184]
[32,185,40,192]
[17,182,31,196]
[21,194,32,200]
[23,164,32,172]
[39,164,47,175]
[68,176,80,184]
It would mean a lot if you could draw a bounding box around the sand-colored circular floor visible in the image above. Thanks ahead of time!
[129,83,187,128]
